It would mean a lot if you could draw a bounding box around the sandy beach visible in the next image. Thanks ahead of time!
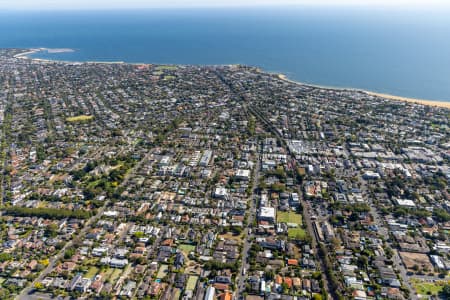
[365,91,450,109]
[277,74,450,109]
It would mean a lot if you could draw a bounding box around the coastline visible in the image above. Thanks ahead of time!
[13,49,450,110]
[14,48,125,64]
[277,74,450,109]
[364,91,450,109]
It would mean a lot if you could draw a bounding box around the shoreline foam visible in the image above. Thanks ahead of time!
[13,49,450,109]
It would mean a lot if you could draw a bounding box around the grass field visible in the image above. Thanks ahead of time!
[157,264,169,279]
[109,269,123,284]
[173,289,181,299]
[155,65,178,71]
[66,115,94,123]
[219,232,244,241]
[102,268,114,279]
[81,258,99,266]
[277,211,303,225]
[85,266,99,278]
[412,279,447,298]
[186,275,198,291]
[288,228,307,240]
[178,244,195,255]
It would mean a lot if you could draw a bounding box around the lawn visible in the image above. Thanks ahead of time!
[155,65,178,71]
[66,115,94,123]
[109,269,123,284]
[219,232,244,241]
[156,264,169,279]
[412,279,446,298]
[85,266,99,279]
[178,244,195,255]
[87,179,102,189]
[173,289,181,300]
[102,268,114,279]
[81,258,99,266]
[277,211,303,225]
[186,275,198,291]
[288,228,307,240]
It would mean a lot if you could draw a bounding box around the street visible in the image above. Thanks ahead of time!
[235,149,260,299]
[16,149,152,300]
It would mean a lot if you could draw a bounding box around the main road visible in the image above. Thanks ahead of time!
[235,147,260,299]
[247,105,334,299]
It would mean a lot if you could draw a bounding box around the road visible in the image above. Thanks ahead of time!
[247,105,335,299]
[16,149,152,300]
[298,181,334,300]
[235,149,260,299]
[392,249,418,300]
[359,178,417,300]
[16,202,110,300]
[226,77,419,300]
[132,234,162,298]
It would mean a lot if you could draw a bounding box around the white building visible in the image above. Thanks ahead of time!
[92,247,109,257]
[213,187,229,200]
[395,198,416,208]
[204,286,215,300]
[363,171,381,180]
[259,207,276,223]
[235,169,251,181]
[110,258,128,268]
[199,150,213,167]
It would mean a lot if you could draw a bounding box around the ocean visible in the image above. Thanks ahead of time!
[1,6,450,101]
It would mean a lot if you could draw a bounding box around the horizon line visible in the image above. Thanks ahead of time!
[2,3,450,11]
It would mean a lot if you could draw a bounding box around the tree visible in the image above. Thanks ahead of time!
[270,183,285,193]
[348,212,359,222]
[434,209,450,222]
[40,259,50,267]
[281,282,289,294]
[441,284,450,298]
[313,294,323,300]
[384,246,393,259]
[312,271,322,280]
[45,223,59,238]
[357,255,369,269]
[0,253,12,262]
[0,288,10,299]
[64,248,76,260]
[133,231,145,239]
[265,270,275,280]
[34,282,44,290]
[3,206,91,219]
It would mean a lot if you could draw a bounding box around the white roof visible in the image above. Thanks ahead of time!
[396,199,416,207]
[259,206,276,219]
[214,187,228,196]
[103,211,119,217]
[236,169,251,178]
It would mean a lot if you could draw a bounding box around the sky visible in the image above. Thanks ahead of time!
[0,0,449,10]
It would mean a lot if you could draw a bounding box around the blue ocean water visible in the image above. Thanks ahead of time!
[1,7,450,101]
